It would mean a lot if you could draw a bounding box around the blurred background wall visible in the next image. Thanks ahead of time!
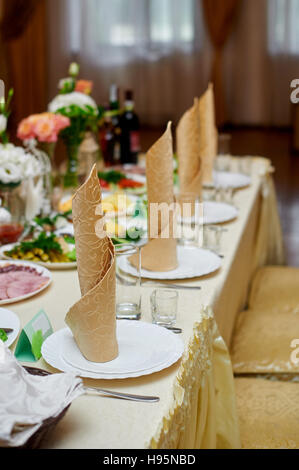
[0,0,298,129]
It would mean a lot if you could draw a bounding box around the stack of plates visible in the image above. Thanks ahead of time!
[42,320,184,379]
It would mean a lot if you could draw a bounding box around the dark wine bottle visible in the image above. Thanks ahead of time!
[99,107,119,167]
[120,90,140,164]
[109,84,121,164]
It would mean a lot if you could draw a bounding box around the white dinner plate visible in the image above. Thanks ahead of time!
[178,201,238,225]
[0,307,20,347]
[118,245,221,280]
[205,171,251,189]
[203,201,238,224]
[0,260,52,305]
[0,243,77,270]
[42,320,184,379]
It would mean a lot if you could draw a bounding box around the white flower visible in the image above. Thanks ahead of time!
[0,207,11,224]
[0,115,7,133]
[0,143,42,184]
[48,92,97,113]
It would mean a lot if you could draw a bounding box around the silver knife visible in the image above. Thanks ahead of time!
[142,283,201,290]
[84,386,160,403]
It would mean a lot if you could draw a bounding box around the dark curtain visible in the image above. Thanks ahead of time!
[0,0,47,135]
[202,0,240,126]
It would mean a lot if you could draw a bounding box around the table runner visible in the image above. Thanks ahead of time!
[9,156,284,449]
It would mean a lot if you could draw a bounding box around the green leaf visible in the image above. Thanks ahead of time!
[0,329,8,342]
[64,235,75,244]
[66,248,76,261]
[18,232,62,254]
[98,170,126,184]
[31,330,43,360]
[34,216,55,227]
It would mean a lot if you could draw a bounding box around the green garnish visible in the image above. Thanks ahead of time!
[0,329,8,342]
[98,170,126,184]
[17,232,62,254]
[66,248,76,261]
[34,212,71,228]
[63,235,75,244]
[34,216,55,227]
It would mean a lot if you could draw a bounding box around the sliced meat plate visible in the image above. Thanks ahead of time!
[0,261,52,305]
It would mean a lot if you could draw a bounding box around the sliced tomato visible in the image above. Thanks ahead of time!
[118,178,144,189]
[99,178,110,189]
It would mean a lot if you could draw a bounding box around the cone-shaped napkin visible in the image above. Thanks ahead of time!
[198,83,218,184]
[177,97,202,197]
[65,165,118,363]
[130,122,178,272]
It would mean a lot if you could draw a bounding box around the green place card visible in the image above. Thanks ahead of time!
[14,309,53,362]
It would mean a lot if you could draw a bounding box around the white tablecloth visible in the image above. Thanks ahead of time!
[8,156,284,449]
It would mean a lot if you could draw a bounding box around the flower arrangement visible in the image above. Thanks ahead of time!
[48,63,102,188]
[17,112,70,144]
[0,143,42,186]
[0,90,42,187]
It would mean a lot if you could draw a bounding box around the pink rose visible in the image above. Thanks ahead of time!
[54,115,70,132]
[75,80,93,95]
[17,118,34,141]
[34,117,57,143]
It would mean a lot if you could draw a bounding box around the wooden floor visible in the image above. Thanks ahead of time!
[140,127,299,266]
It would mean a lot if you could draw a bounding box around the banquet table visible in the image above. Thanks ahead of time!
[9,156,284,449]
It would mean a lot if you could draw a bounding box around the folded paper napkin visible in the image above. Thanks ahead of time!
[177,97,202,197]
[65,165,118,363]
[0,343,83,448]
[199,83,218,184]
[130,122,178,272]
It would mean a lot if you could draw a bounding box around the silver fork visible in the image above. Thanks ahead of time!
[24,366,160,403]
[84,386,160,403]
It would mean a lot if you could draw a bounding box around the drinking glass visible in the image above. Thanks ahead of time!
[115,244,141,320]
[176,193,203,247]
[203,225,227,255]
[215,133,232,172]
[150,289,178,326]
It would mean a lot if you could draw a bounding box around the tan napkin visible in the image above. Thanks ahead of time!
[65,165,118,363]
[198,83,218,184]
[130,122,178,272]
[177,97,202,197]
[0,344,83,448]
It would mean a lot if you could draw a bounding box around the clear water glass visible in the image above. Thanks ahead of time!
[115,244,141,320]
[150,289,178,326]
[176,193,203,246]
[203,225,227,255]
